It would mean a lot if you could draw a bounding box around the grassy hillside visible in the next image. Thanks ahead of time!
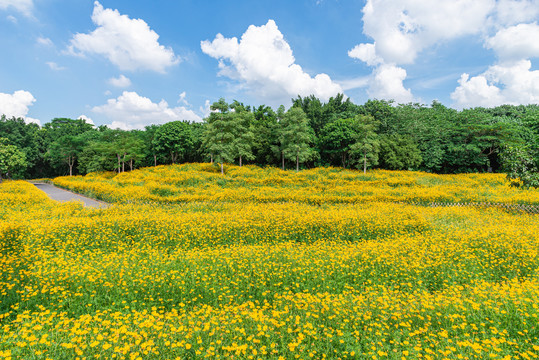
[1,165,539,359]
[54,163,539,205]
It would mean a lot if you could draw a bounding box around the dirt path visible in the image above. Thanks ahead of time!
[32,183,109,209]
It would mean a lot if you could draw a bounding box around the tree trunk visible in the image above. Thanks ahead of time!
[0,172,3,183]
[122,154,126,173]
[68,155,74,176]
[154,154,157,167]
[129,158,133,171]
[363,150,367,174]
[220,162,224,175]
[171,152,176,164]
[239,155,243,167]
[282,151,285,170]
[117,154,121,173]
[342,153,346,169]
[210,154,213,164]
[296,154,299,172]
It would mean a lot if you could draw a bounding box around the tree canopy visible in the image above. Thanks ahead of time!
[0,96,537,186]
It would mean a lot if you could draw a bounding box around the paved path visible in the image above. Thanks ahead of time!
[32,183,109,209]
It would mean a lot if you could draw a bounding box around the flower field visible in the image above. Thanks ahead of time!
[1,164,539,359]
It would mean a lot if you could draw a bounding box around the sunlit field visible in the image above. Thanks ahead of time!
[1,164,539,359]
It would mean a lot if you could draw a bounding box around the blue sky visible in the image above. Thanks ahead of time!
[0,0,538,129]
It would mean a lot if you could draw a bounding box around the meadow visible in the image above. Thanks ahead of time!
[1,163,539,359]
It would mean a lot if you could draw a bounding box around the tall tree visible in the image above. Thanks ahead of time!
[47,135,85,176]
[292,95,324,137]
[279,107,316,171]
[230,103,255,166]
[202,98,236,174]
[144,124,162,167]
[252,105,279,166]
[154,121,193,164]
[0,116,42,178]
[349,115,380,174]
[319,117,363,168]
[0,138,27,182]
[501,144,539,189]
[378,134,422,170]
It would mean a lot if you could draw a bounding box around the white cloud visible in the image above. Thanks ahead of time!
[0,90,36,120]
[108,74,131,88]
[492,0,539,26]
[359,0,494,65]
[348,43,382,66]
[6,14,16,23]
[350,0,539,106]
[0,0,33,16]
[37,37,53,47]
[485,22,539,60]
[451,60,539,108]
[368,64,413,103]
[46,62,66,71]
[201,20,343,103]
[92,91,202,130]
[77,115,95,126]
[24,117,41,126]
[67,1,179,73]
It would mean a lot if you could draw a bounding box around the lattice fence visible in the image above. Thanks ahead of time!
[405,201,539,214]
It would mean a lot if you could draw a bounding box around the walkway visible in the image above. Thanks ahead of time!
[32,183,109,209]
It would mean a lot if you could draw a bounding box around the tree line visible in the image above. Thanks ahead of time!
[1,95,538,187]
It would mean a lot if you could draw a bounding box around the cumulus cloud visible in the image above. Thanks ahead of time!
[0,0,33,16]
[0,90,39,125]
[67,1,179,73]
[492,0,539,26]
[451,60,539,108]
[92,91,202,130]
[368,64,413,103]
[349,0,539,105]
[485,22,539,60]
[108,74,131,88]
[201,20,343,103]
[360,0,494,65]
[348,43,382,66]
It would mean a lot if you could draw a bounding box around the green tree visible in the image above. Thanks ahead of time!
[0,115,41,178]
[230,103,255,166]
[379,134,422,170]
[292,95,323,137]
[252,105,279,166]
[117,131,146,172]
[143,124,162,167]
[279,107,316,171]
[500,145,539,189]
[154,121,194,164]
[349,115,380,174]
[319,117,363,168]
[0,138,27,182]
[202,98,236,174]
[42,117,95,176]
[47,135,85,176]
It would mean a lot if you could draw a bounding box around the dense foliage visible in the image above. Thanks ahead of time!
[1,97,538,182]
[1,165,539,359]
